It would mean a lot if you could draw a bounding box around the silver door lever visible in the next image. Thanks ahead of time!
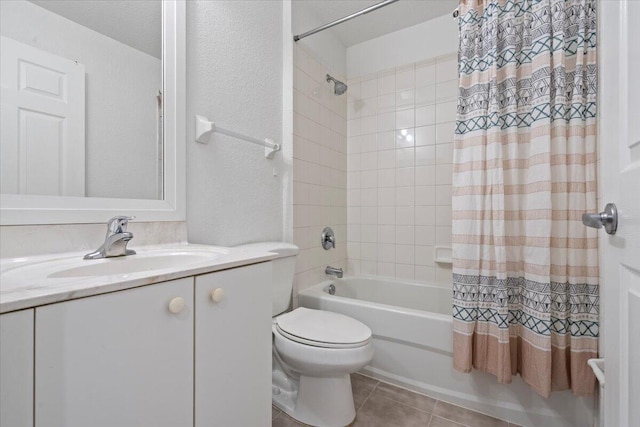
[582,203,617,235]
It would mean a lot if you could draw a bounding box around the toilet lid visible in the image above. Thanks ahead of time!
[275,308,371,348]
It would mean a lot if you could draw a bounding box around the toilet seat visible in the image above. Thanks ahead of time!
[275,307,372,349]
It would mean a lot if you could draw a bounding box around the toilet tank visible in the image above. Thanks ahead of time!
[233,242,299,316]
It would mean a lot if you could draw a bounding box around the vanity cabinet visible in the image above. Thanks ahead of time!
[0,309,34,427]
[195,262,272,426]
[21,262,272,427]
[35,278,194,427]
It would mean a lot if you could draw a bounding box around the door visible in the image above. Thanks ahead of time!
[599,2,640,427]
[195,262,272,427]
[0,309,34,427]
[0,36,85,196]
[35,278,193,427]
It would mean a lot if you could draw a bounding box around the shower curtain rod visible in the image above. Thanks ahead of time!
[293,0,400,42]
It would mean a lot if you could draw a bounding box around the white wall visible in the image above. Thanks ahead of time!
[292,2,347,78]
[186,0,286,247]
[346,14,458,78]
[0,0,162,200]
[345,54,458,286]
[291,43,348,306]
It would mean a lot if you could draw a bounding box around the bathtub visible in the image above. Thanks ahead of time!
[298,276,595,427]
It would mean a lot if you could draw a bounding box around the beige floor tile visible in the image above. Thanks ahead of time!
[354,393,432,427]
[428,415,465,427]
[273,405,282,421]
[351,373,379,410]
[272,412,307,427]
[372,381,437,413]
[433,401,508,427]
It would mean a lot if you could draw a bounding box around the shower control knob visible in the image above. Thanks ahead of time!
[210,288,225,303]
[582,203,618,235]
[168,297,185,314]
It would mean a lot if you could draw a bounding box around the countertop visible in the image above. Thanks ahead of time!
[0,243,277,314]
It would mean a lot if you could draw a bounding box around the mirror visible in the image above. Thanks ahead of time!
[0,0,185,224]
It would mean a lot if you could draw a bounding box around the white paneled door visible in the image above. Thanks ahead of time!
[600,1,640,427]
[0,36,85,196]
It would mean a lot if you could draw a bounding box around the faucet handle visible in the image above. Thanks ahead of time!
[106,216,135,235]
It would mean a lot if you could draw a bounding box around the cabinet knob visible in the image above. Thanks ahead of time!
[210,288,225,303]
[168,297,185,314]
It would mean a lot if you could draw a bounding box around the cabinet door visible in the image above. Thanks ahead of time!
[35,278,194,427]
[195,262,272,427]
[0,309,34,427]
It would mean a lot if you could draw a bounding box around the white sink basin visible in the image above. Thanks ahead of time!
[1,246,229,285]
[48,253,222,278]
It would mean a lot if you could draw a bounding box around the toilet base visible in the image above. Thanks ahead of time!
[273,363,356,427]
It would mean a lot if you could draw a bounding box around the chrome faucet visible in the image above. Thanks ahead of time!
[84,216,136,260]
[325,266,343,278]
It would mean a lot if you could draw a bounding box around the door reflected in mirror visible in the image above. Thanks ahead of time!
[0,0,163,200]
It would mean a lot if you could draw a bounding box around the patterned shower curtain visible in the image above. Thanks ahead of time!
[452,0,598,397]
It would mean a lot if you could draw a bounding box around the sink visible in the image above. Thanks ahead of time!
[48,252,222,278]
[1,246,229,285]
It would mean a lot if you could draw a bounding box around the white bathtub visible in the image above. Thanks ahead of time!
[298,276,595,427]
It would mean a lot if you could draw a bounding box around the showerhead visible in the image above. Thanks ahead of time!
[326,74,348,96]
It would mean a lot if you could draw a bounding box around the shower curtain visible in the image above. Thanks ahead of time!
[452,0,598,397]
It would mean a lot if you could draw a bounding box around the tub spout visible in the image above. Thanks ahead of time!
[325,266,343,278]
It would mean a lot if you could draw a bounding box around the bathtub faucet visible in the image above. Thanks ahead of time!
[325,266,343,278]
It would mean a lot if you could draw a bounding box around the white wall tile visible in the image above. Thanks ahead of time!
[395,65,415,91]
[435,56,457,83]
[396,225,415,245]
[361,77,378,98]
[415,105,436,127]
[345,54,456,286]
[415,85,436,106]
[415,63,436,87]
[436,100,457,123]
[377,112,396,132]
[396,108,415,129]
[395,167,415,187]
[378,93,396,113]
[436,122,456,144]
[415,125,436,146]
[396,89,415,110]
[377,131,396,151]
[396,129,415,149]
[378,71,396,94]
[395,148,415,168]
[435,80,458,103]
[435,164,453,185]
[378,150,396,169]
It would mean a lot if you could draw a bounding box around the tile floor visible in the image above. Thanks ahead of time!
[272,373,522,427]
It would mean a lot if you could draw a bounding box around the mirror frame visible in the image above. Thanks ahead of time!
[0,0,186,225]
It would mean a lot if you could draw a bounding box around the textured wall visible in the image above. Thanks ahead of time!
[186,0,287,247]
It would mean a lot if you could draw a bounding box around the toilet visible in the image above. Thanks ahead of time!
[240,242,373,427]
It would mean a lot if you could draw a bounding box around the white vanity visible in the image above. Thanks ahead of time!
[1,245,277,427]
[0,1,277,425]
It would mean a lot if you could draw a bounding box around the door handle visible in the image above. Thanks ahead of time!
[582,203,617,235]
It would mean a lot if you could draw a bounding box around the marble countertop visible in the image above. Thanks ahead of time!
[0,243,277,314]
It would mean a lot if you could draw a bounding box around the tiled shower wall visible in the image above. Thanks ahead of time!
[346,54,457,287]
[292,44,348,306]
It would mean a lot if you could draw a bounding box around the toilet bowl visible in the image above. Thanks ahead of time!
[234,242,374,427]
[272,308,373,427]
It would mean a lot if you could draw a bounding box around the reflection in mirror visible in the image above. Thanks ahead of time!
[0,0,163,200]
